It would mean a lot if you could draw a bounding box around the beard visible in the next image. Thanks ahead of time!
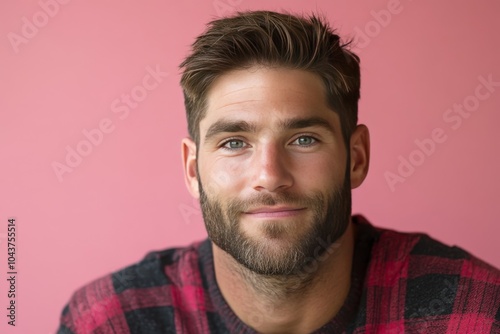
[198,168,352,277]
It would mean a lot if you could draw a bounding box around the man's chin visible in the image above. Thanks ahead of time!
[231,250,303,276]
[222,232,311,276]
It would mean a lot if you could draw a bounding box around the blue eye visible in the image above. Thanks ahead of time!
[294,136,317,146]
[222,139,246,150]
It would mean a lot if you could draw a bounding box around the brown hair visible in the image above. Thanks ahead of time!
[179,10,360,146]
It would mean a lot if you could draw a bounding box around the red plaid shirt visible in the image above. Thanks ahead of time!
[57,216,500,333]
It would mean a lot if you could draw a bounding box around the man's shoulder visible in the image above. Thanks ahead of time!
[113,239,208,291]
[83,239,206,294]
[355,216,500,332]
[359,217,500,283]
[58,240,209,334]
[364,219,499,278]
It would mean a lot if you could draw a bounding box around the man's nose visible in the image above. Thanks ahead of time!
[250,144,294,192]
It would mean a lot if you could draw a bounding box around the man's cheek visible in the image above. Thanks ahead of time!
[202,170,233,196]
[209,161,243,187]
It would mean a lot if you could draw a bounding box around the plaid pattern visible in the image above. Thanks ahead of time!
[57,216,500,333]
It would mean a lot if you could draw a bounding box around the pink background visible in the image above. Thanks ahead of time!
[1,0,499,332]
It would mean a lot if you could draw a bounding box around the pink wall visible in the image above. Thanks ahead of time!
[1,0,499,332]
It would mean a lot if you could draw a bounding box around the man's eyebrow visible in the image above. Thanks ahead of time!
[204,120,257,142]
[279,117,335,133]
[204,116,335,142]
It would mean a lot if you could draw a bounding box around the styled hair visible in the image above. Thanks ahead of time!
[179,10,360,146]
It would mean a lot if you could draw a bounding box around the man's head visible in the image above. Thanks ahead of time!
[180,11,369,276]
[180,10,361,147]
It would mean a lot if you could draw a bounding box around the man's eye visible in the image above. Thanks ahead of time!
[222,139,246,150]
[293,136,317,146]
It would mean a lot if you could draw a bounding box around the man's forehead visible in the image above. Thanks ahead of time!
[200,67,336,126]
[204,66,328,110]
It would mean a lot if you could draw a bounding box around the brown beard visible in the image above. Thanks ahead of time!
[198,168,352,277]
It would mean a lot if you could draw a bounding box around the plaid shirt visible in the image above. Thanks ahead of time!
[57,215,500,333]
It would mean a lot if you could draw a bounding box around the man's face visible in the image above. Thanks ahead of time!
[193,66,352,276]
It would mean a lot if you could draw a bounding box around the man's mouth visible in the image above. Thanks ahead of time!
[243,206,306,218]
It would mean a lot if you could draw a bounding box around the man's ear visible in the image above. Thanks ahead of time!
[349,124,370,189]
[181,137,200,198]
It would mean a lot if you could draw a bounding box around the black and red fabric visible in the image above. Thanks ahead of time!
[57,216,500,333]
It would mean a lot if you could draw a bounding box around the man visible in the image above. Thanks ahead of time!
[58,11,500,334]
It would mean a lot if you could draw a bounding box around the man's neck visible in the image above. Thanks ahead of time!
[212,222,356,334]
